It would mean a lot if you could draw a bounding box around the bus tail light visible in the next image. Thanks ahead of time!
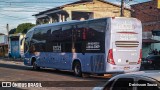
[107,49,116,65]
[112,17,115,19]
[137,49,142,64]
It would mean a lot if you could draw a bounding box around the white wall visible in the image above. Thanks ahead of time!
[0,35,8,44]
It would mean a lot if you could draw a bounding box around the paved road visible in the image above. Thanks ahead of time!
[0,58,110,90]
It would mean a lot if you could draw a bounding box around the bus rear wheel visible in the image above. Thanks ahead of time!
[33,61,40,70]
[73,62,82,77]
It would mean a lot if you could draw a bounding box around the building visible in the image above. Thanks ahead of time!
[131,0,160,58]
[33,0,131,25]
[0,33,8,57]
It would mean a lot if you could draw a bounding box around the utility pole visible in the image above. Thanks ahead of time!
[6,23,9,42]
[6,24,9,35]
[6,23,9,58]
[120,0,124,17]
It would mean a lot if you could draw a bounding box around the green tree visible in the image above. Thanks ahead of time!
[9,28,16,34]
[15,23,35,34]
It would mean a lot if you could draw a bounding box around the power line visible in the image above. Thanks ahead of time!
[0,6,56,12]
[0,0,77,11]
[0,0,158,20]
[0,1,76,4]
[0,6,54,12]
[0,10,45,12]
[0,1,75,11]
[0,13,35,20]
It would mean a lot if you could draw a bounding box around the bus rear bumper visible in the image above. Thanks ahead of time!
[105,64,140,73]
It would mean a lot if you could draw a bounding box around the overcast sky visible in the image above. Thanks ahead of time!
[0,0,150,34]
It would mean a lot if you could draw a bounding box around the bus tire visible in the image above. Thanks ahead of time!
[82,73,90,78]
[73,61,82,77]
[33,61,40,70]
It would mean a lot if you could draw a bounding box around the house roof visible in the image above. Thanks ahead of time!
[33,0,131,16]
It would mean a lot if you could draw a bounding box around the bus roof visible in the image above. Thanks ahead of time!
[35,20,80,29]
[32,17,110,30]
[28,17,139,32]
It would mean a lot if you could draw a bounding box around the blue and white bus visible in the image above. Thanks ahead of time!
[24,17,142,76]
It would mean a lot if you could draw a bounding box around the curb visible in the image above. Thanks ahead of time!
[0,58,23,62]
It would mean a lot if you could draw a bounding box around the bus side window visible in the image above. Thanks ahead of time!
[86,19,106,53]
[75,23,87,53]
[61,25,73,52]
[51,26,62,52]
[32,28,49,52]
[44,28,51,52]
[32,28,40,52]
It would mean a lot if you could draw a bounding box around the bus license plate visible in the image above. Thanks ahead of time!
[129,62,137,65]
[124,67,130,70]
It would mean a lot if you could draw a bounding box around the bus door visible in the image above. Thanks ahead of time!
[52,43,62,68]
[60,24,84,70]
[10,36,20,58]
[59,25,74,70]
[50,26,70,69]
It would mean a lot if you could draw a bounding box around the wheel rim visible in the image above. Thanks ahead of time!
[75,64,80,75]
